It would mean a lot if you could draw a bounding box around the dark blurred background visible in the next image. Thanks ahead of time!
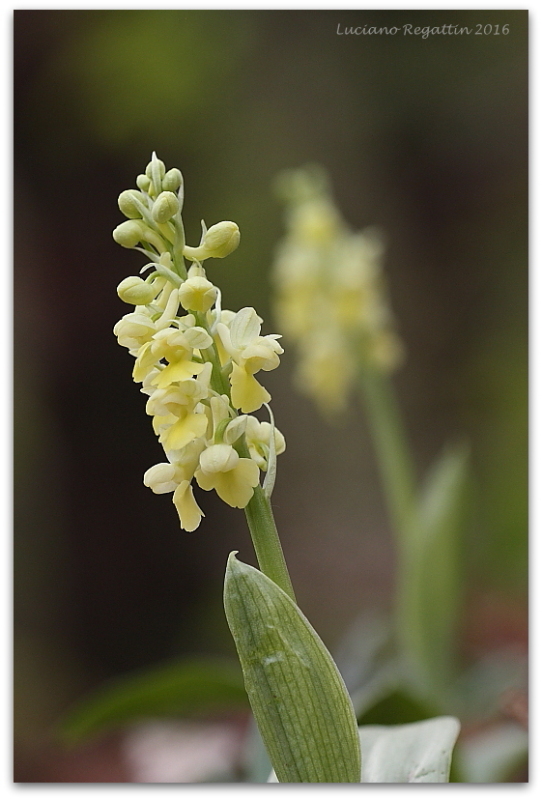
[14,9,527,781]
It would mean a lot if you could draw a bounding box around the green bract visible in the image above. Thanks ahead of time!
[224,553,361,783]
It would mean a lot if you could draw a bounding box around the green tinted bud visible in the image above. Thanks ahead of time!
[145,157,166,180]
[113,220,145,248]
[117,276,159,305]
[184,221,241,262]
[136,174,151,192]
[203,221,240,258]
[152,191,180,224]
[118,190,146,219]
[162,168,182,192]
[178,276,217,313]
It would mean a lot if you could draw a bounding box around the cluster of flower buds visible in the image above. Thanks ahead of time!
[113,154,285,531]
[272,166,403,415]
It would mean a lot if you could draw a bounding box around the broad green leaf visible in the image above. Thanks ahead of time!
[224,553,361,783]
[358,716,460,783]
[399,442,470,696]
[456,722,528,783]
[58,657,247,746]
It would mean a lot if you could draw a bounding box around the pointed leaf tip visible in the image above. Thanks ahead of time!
[225,550,240,574]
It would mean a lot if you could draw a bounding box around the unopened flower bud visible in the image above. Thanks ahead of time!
[178,276,218,313]
[118,190,146,219]
[202,221,240,258]
[136,174,151,192]
[113,220,145,248]
[162,168,183,192]
[114,220,167,253]
[117,276,159,305]
[152,191,180,224]
[145,157,166,181]
[183,221,241,262]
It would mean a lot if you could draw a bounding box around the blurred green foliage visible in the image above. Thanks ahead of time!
[32,11,252,151]
[59,657,247,746]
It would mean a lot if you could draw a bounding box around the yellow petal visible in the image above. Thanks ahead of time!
[230,363,271,413]
[153,359,206,388]
[194,467,216,493]
[152,413,177,436]
[214,333,231,367]
[162,411,208,451]
[213,458,260,508]
[173,481,204,532]
[132,341,158,383]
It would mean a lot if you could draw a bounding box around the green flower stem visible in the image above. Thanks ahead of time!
[358,369,417,548]
[358,369,420,660]
[242,481,297,604]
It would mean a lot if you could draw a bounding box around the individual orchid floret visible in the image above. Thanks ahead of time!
[117,275,162,306]
[161,168,183,193]
[143,462,180,495]
[245,416,286,471]
[143,457,204,533]
[178,275,218,313]
[114,309,157,352]
[118,189,147,220]
[166,437,207,483]
[146,365,212,452]
[114,284,182,354]
[152,191,180,224]
[113,219,168,253]
[145,363,212,418]
[132,324,211,386]
[217,307,284,413]
[183,221,240,262]
[195,444,260,508]
[206,395,249,447]
[159,405,208,453]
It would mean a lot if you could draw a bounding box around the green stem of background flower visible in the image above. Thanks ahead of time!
[359,370,417,547]
[358,369,420,656]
